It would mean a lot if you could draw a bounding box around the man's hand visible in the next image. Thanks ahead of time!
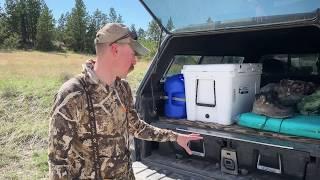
[176,133,203,155]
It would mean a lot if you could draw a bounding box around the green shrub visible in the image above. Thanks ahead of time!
[2,34,20,50]
[139,39,158,61]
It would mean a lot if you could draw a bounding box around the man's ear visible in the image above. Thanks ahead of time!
[110,43,118,56]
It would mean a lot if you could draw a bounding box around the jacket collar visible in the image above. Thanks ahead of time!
[81,59,121,90]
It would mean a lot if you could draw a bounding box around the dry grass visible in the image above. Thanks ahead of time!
[0,50,150,179]
[0,50,92,78]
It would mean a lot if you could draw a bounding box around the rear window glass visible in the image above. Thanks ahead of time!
[165,55,244,77]
[260,54,320,75]
[201,56,244,64]
[166,55,201,76]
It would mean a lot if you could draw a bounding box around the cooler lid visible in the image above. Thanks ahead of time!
[182,63,262,73]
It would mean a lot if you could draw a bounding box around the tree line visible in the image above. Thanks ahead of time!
[0,0,167,56]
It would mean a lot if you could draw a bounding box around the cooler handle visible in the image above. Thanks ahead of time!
[257,154,282,174]
[195,79,216,107]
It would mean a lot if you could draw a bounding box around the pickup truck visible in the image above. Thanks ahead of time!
[134,1,320,179]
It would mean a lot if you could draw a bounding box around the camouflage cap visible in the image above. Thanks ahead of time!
[94,23,149,56]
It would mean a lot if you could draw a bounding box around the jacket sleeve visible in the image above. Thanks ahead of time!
[122,82,178,142]
[48,90,80,180]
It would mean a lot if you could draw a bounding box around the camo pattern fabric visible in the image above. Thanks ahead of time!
[48,60,178,180]
[276,79,316,106]
[252,79,318,118]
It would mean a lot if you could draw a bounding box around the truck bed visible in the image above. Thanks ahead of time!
[151,117,320,157]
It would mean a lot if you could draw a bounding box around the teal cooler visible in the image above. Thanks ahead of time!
[238,113,320,139]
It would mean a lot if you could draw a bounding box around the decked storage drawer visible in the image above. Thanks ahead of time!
[232,140,310,180]
[156,133,311,180]
[153,133,316,180]
[182,63,262,125]
[152,119,320,180]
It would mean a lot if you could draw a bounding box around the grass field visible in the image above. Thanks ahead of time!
[0,50,150,179]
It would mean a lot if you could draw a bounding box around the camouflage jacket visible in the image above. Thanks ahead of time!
[48,61,178,180]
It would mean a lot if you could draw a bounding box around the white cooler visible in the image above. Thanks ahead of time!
[181,63,262,125]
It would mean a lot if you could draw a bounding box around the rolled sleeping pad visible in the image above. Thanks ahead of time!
[237,113,320,139]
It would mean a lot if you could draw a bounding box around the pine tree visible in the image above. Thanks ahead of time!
[166,17,174,31]
[35,4,54,51]
[0,6,7,46]
[4,0,43,48]
[117,14,123,23]
[108,7,122,23]
[26,0,42,46]
[0,5,4,23]
[137,28,146,40]
[1,1,20,49]
[84,9,108,53]
[108,7,117,23]
[65,0,87,52]
[0,5,3,17]
[130,24,136,33]
[56,13,66,42]
[147,19,160,41]
[17,0,28,46]
[85,18,96,54]
[92,9,108,29]
[4,0,19,35]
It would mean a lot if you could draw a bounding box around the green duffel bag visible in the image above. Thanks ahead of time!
[297,90,320,115]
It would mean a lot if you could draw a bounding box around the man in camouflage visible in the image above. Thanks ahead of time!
[48,23,202,179]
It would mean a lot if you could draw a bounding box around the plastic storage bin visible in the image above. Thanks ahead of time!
[182,63,262,125]
[164,74,187,118]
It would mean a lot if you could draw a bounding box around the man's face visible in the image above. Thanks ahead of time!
[112,43,137,78]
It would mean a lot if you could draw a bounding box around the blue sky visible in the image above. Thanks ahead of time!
[0,0,153,30]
